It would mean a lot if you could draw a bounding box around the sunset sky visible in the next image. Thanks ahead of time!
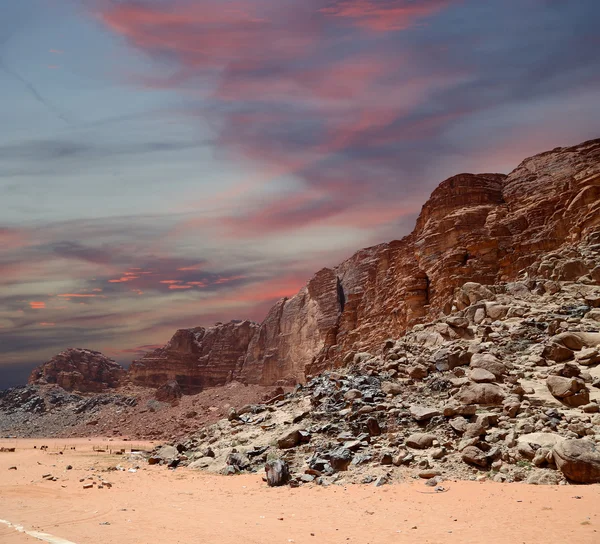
[1,0,600,387]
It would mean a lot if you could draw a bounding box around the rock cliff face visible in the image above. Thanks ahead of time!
[127,138,600,389]
[28,348,125,393]
[128,320,258,392]
[238,139,600,384]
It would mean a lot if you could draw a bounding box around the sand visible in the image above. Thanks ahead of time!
[1,438,599,544]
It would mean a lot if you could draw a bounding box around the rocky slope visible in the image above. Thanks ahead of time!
[151,272,600,485]
[28,349,126,393]
[3,137,600,486]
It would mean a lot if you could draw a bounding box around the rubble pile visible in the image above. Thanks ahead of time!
[150,269,600,486]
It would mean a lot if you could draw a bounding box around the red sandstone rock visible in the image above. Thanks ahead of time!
[28,348,125,393]
[237,139,600,384]
[119,139,600,389]
[128,320,258,391]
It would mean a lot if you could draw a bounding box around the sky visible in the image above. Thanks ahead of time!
[1,0,600,388]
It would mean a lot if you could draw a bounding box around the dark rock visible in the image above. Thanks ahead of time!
[265,460,290,487]
[155,380,182,403]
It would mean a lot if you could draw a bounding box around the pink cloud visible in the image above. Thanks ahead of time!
[0,227,30,251]
[109,275,139,283]
[169,284,192,290]
[29,301,46,309]
[56,293,105,298]
[320,0,453,32]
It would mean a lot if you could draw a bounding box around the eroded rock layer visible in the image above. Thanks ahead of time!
[127,138,600,389]
[239,139,600,384]
[128,320,258,392]
[28,348,125,393]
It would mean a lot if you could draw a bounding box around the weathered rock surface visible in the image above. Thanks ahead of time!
[554,439,600,483]
[129,321,258,392]
[238,138,600,384]
[154,380,183,404]
[28,349,125,393]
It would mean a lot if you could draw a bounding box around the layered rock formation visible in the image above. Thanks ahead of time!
[28,348,125,393]
[127,138,600,389]
[238,138,600,384]
[128,320,258,392]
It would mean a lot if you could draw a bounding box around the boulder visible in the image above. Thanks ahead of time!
[546,376,590,406]
[484,302,509,320]
[407,365,428,379]
[469,368,496,383]
[265,460,290,487]
[226,452,250,470]
[409,405,440,422]
[543,342,574,363]
[277,429,310,449]
[577,348,600,366]
[526,471,561,485]
[381,382,402,396]
[546,376,585,398]
[454,383,506,406]
[553,439,600,483]
[344,389,363,401]
[326,448,354,471]
[155,445,178,461]
[155,380,182,403]
[461,446,488,468]
[406,433,437,449]
[470,353,507,379]
[446,316,469,329]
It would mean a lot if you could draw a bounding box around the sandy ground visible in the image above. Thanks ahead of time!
[1,439,599,544]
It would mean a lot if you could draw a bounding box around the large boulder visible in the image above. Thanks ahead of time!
[469,353,507,380]
[454,383,506,405]
[553,439,600,483]
[546,376,590,407]
[406,433,437,449]
[265,460,290,487]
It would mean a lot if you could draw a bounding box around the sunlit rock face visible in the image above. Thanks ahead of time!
[239,139,600,384]
[125,139,600,388]
[128,320,259,392]
[28,348,126,393]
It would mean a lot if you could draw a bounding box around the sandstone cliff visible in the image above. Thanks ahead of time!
[128,320,258,392]
[28,348,125,393]
[238,139,600,384]
[129,138,600,389]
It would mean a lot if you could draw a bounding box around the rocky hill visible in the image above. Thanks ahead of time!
[3,137,600,486]
[28,348,126,393]
[129,138,600,389]
[128,320,259,392]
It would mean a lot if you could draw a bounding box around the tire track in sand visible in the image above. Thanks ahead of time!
[0,519,78,544]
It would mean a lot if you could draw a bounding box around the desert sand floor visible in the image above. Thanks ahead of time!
[1,438,599,544]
